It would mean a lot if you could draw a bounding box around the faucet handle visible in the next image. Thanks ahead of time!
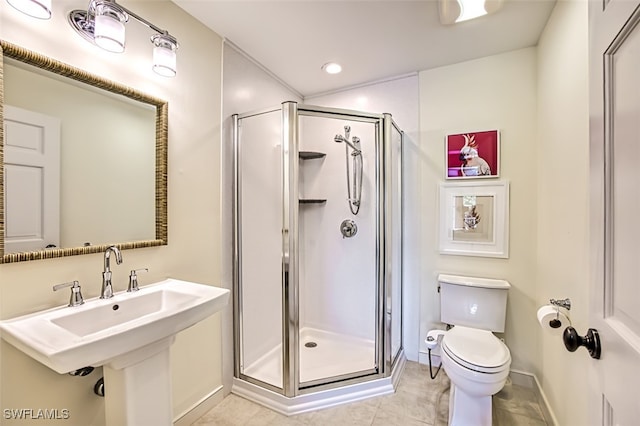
[53,281,84,307]
[128,268,148,292]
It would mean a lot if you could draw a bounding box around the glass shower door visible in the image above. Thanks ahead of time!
[234,109,284,391]
[388,119,403,366]
[234,103,403,399]
[296,111,381,387]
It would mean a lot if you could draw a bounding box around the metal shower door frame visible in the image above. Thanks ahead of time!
[384,116,404,372]
[232,102,402,398]
[284,103,387,396]
[232,106,287,396]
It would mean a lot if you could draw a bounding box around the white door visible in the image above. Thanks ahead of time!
[589,0,640,424]
[3,105,60,252]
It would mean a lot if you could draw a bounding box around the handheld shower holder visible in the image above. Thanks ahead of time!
[334,124,363,215]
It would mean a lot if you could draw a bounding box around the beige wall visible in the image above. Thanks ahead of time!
[537,1,589,425]
[0,1,224,425]
[418,1,590,423]
[419,47,541,375]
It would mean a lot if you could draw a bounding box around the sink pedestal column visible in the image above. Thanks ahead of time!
[103,337,175,426]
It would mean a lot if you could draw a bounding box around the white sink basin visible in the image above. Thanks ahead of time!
[0,278,230,374]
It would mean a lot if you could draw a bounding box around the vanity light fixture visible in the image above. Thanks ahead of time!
[6,0,51,19]
[438,0,504,25]
[68,0,179,77]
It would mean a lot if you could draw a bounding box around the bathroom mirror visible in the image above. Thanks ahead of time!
[0,40,168,263]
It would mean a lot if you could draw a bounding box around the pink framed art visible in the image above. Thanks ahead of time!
[446,130,500,179]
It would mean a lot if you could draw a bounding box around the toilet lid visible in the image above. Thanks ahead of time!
[442,326,511,373]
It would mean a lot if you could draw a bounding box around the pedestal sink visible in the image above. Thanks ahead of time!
[0,278,230,426]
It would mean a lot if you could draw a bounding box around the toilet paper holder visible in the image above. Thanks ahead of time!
[550,298,571,310]
[547,298,601,359]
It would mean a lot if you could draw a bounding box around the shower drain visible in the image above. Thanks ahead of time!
[304,342,318,348]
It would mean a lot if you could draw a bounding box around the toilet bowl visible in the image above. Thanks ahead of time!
[440,326,511,426]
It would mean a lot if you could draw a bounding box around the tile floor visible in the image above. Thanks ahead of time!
[193,361,548,426]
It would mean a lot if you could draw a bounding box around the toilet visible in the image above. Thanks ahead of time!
[435,274,511,426]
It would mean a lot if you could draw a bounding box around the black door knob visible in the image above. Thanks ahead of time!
[563,326,601,359]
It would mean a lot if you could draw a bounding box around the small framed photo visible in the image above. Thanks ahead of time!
[446,130,499,179]
[439,181,509,258]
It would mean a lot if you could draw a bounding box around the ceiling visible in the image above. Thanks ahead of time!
[173,0,557,97]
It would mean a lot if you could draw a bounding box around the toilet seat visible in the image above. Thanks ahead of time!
[442,326,510,374]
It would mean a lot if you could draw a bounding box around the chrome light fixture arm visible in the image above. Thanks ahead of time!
[115,3,179,49]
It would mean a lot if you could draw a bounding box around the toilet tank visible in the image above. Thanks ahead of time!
[438,274,510,332]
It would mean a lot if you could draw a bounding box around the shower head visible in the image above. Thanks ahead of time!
[334,134,361,154]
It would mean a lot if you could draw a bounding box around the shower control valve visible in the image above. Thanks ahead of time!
[340,219,358,238]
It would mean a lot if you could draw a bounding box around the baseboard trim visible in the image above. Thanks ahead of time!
[418,350,441,367]
[510,370,558,426]
[173,385,224,426]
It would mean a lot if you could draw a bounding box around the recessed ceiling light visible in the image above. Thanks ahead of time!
[322,62,342,74]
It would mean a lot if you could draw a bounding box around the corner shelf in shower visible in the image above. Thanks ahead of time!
[299,199,327,205]
[299,151,326,160]
[299,151,326,205]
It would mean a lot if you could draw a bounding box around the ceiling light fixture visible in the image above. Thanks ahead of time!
[68,0,179,77]
[5,0,51,19]
[322,62,342,75]
[438,0,504,25]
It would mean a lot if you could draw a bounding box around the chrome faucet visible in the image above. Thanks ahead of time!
[100,246,123,299]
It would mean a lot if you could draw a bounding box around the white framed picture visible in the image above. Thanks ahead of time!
[439,181,509,258]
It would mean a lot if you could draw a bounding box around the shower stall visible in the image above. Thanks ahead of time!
[231,102,404,414]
